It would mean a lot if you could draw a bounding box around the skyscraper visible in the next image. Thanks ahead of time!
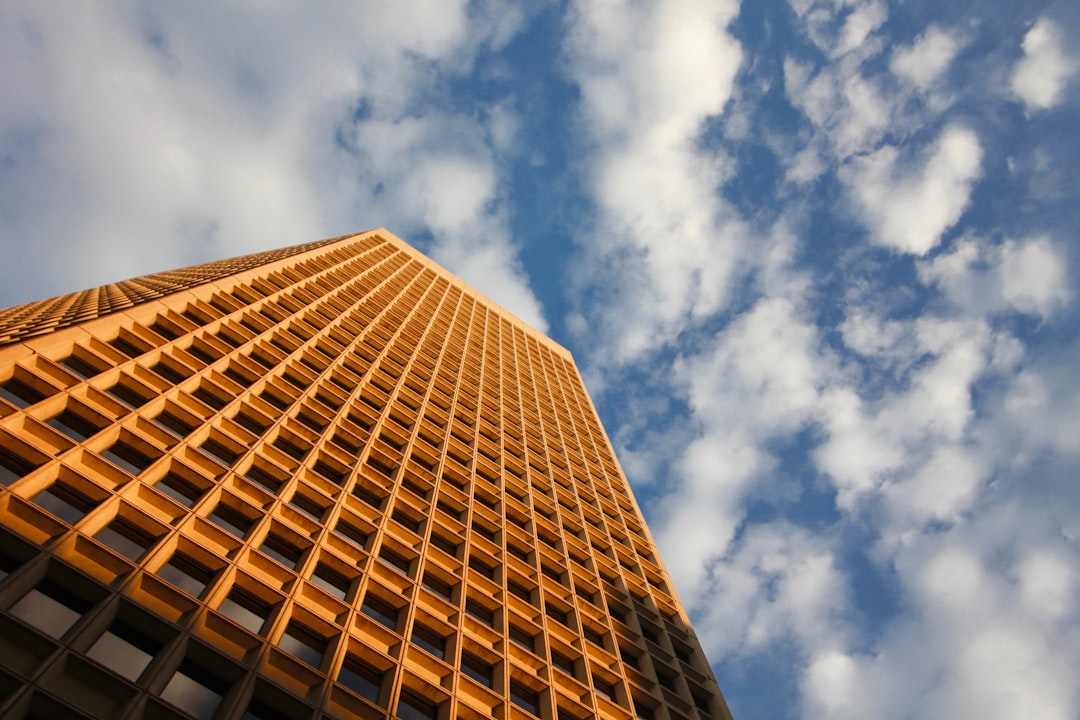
[0,230,732,720]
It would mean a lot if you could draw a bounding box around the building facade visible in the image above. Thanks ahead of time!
[0,230,732,720]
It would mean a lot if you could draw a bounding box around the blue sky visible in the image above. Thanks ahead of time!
[1,2,1078,718]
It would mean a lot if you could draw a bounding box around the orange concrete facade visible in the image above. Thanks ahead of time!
[0,230,732,720]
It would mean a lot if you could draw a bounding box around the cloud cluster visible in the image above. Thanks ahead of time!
[563,0,1080,717]
[564,0,746,363]
[0,1,547,329]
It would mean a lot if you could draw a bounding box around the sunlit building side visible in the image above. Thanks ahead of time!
[0,229,732,720]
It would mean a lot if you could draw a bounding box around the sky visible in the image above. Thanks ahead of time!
[1,1,1078,718]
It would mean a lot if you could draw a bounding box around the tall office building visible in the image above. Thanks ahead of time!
[0,230,731,720]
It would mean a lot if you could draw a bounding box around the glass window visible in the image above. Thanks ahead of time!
[260,534,303,570]
[155,472,206,507]
[360,596,399,631]
[160,659,229,720]
[31,483,99,524]
[87,620,159,681]
[510,682,540,716]
[158,553,214,597]
[338,655,384,703]
[9,581,89,637]
[410,625,446,660]
[465,599,495,627]
[396,692,439,720]
[95,517,160,561]
[460,653,493,688]
[219,588,271,634]
[208,502,254,538]
[278,622,327,668]
[310,564,350,600]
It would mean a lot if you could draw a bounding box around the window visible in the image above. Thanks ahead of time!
[469,556,497,581]
[95,517,161,561]
[551,651,576,677]
[59,351,105,379]
[593,676,617,702]
[429,533,459,557]
[338,655,384,704]
[396,692,439,720]
[0,446,39,487]
[333,518,369,549]
[421,573,453,601]
[200,436,241,467]
[378,547,411,575]
[411,625,446,660]
[465,599,495,627]
[289,491,327,521]
[460,653,493,688]
[310,564,351,600]
[152,409,198,439]
[392,508,422,533]
[155,471,207,507]
[242,698,294,720]
[278,622,327,668]
[360,595,399,631]
[47,407,104,441]
[508,581,533,603]
[101,439,156,476]
[583,626,606,648]
[260,534,304,570]
[105,378,152,409]
[9,580,91,637]
[545,603,570,628]
[219,588,272,634]
[510,681,540,716]
[208,502,255,539]
[31,482,100,524]
[0,377,45,408]
[87,620,161,681]
[244,463,284,494]
[161,659,230,720]
[158,553,214,597]
[508,624,536,652]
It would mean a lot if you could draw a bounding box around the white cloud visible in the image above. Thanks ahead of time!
[653,294,835,600]
[890,25,962,89]
[1011,17,1075,112]
[919,234,1071,319]
[0,1,547,329]
[565,0,745,363]
[842,125,982,254]
[692,523,850,661]
[999,236,1071,318]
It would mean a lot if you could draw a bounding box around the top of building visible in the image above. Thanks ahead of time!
[0,230,567,359]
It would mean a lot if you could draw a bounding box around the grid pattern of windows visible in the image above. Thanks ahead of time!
[0,230,731,720]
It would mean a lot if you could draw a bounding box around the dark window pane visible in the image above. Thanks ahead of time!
[160,660,228,720]
[338,656,383,703]
[360,597,398,630]
[155,473,204,507]
[460,653,493,688]
[31,483,98,524]
[86,621,160,681]
[410,626,446,659]
[278,623,326,668]
[158,554,212,597]
[396,693,438,720]
[95,518,158,561]
[9,582,88,637]
[218,590,270,634]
